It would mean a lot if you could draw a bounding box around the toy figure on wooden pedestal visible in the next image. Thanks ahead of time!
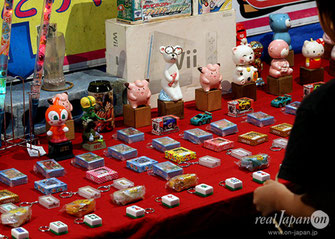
[236,23,247,46]
[322,33,334,59]
[47,93,75,140]
[269,13,294,66]
[123,79,152,128]
[158,45,184,119]
[250,41,265,87]
[80,96,106,151]
[267,40,293,95]
[45,98,74,161]
[299,38,324,85]
[231,43,258,100]
[195,63,222,111]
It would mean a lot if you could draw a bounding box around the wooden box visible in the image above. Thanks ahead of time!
[231,81,256,101]
[286,49,294,67]
[123,104,151,128]
[195,88,222,112]
[299,67,324,85]
[46,119,75,141]
[267,75,292,95]
[157,99,184,119]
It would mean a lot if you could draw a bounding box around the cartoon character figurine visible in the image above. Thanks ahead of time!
[198,63,222,92]
[125,79,151,108]
[268,40,293,78]
[80,96,105,122]
[236,23,247,46]
[158,45,183,102]
[45,98,69,144]
[269,13,292,50]
[302,38,324,69]
[232,43,258,85]
[250,41,264,86]
[49,92,73,119]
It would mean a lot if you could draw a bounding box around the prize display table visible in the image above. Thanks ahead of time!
[0,54,332,238]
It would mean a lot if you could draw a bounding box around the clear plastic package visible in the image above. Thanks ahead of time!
[0,168,28,187]
[227,148,252,160]
[112,177,134,190]
[0,203,18,214]
[183,128,213,144]
[86,166,118,184]
[271,138,288,151]
[107,144,137,160]
[111,186,145,206]
[34,159,65,178]
[78,186,101,199]
[209,119,238,136]
[38,195,60,209]
[166,174,198,192]
[238,154,269,171]
[247,111,275,127]
[73,152,105,170]
[117,127,145,144]
[64,199,96,217]
[198,156,221,168]
[1,207,31,227]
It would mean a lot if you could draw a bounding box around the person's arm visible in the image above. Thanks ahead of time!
[253,180,315,217]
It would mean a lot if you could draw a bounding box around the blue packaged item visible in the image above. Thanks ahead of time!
[0,168,28,187]
[34,177,67,195]
[107,144,138,161]
[152,137,180,152]
[285,101,300,115]
[152,161,183,180]
[239,154,269,172]
[35,159,65,178]
[209,119,238,136]
[74,152,105,170]
[183,128,213,144]
[117,127,145,144]
[247,112,275,127]
[126,156,158,173]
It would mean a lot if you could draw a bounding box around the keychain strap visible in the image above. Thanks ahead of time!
[59,191,77,199]
[38,226,50,232]
[186,187,196,194]
[178,161,199,168]
[19,201,38,207]
[145,208,155,214]
[218,181,225,187]
[97,184,113,193]
[154,197,162,203]
[74,218,85,224]
[270,145,283,151]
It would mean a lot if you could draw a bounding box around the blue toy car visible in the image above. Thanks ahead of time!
[190,112,212,126]
[271,94,292,108]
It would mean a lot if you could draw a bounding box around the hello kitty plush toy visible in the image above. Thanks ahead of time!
[302,38,324,69]
[232,43,258,85]
[125,79,151,109]
[198,63,222,91]
[159,45,183,102]
[268,39,293,78]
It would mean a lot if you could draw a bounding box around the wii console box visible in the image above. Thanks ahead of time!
[105,10,235,107]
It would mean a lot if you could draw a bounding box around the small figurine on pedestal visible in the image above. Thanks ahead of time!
[300,38,325,84]
[46,98,74,161]
[269,13,294,66]
[158,45,184,119]
[231,43,258,100]
[267,39,293,95]
[250,41,265,87]
[195,63,222,112]
[123,79,152,128]
[236,23,247,46]
[80,96,106,151]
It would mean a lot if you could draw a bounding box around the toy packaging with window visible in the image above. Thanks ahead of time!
[247,112,275,127]
[238,153,269,171]
[152,115,179,135]
[107,144,138,160]
[285,101,300,115]
[126,156,158,173]
[111,186,146,206]
[165,147,197,164]
[166,174,198,192]
[34,177,67,195]
[117,127,145,144]
[209,119,238,136]
[0,190,19,204]
[152,161,183,180]
[303,82,325,97]
[183,128,213,144]
[238,131,268,146]
[34,159,65,178]
[0,168,28,187]
[73,152,105,170]
[203,137,234,152]
[86,166,118,184]
[152,137,181,152]
[270,123,292,137]
[227,97,254,117]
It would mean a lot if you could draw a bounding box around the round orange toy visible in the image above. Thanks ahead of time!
[45,98,69,143]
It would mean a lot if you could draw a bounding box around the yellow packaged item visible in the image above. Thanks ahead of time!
[1,206,31,227]
[166,174,198,192]
[65,199,96,217]
[165,147,196,164]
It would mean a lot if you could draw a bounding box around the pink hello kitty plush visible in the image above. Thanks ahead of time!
[125,79,151,109]
[198,63,223,92]
[268,39,293,78]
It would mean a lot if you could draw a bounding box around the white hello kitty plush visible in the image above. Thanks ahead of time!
[158,45,183,101]
[232,44,258,85]
[302,38,324,69]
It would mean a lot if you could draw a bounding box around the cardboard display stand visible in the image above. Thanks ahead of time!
[158,99,184,119]
[123,104,152,128]
[267,75,292,95]
[299,67,324,85]
[231,82,256,101]
[195,88,222,112]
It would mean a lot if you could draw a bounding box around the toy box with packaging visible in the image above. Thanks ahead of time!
[126,156,159,173]
[209,119,238,136]
[107,144,138,160]
[152,137,181,152]
[227,97,254,117]
[165,147,197,163]
[152,161,183,180]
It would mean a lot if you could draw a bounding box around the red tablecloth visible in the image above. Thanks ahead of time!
[0,54,332,238]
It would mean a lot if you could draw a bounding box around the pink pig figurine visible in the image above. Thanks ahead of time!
[49,92,73,119]
[268,39,293,78]
[198,63,223,92]
[125,79,151,109]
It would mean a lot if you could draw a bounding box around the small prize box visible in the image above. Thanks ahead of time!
[247,112,275,127]
[227,97,254,117]
[183,128,213,144]
[252,171,270,184]
[86,166,118,184]
[0,203,18,214]
[271,138,288,150]
[227,148,252,160]
[112,177,134,190]
[152,115,180,135]
[84,214,102,228]
[203,137,234,152]
[126,205,145,219]
[0,190,19,204]
[165,147,197,164]
[0,168,28,187]
[161,194,180,208]
[195,184,214,197]
[78,186,101,199]
[11,227,29,239]
[38,195,60,209]
[74,152,105,170]
[285,101,300,115]
[225,177,243,191]
[117,127,145,144]
[35,159,65,178]
[209,119,238,136]
[240,154,269,171]
[126,156,158,173]
[152,137,181,152]
[198,156,221,168]
[303,82,325,97]
[49,221,68,235]
[152,161,183,180]
[270,123,292,137]
[107,144,137,160]
[238,131,268,146]
[34,177,67,195]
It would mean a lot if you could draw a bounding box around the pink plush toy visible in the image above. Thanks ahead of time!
[268,39,293,78]
[125,79,151,109]
[198,63,223,92]
[49,92,73,119]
